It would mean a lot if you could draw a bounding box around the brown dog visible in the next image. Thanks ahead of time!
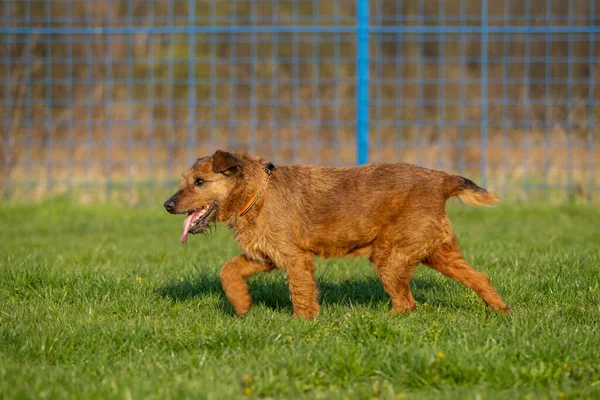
[164,150,510,318]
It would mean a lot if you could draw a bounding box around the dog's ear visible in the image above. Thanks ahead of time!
[212,150,243,176]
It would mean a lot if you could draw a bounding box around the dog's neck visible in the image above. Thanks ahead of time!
[219,160,272,228]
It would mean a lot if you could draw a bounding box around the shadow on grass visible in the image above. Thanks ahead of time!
[156,268,438,315]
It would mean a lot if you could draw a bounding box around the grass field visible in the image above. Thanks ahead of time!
[1,200,599,399]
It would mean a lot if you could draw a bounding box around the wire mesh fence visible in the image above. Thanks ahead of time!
[1,0,599,204]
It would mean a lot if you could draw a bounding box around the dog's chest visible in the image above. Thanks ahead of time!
[232,229,275,264]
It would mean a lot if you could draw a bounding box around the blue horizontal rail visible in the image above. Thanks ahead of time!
[2,26,600,35]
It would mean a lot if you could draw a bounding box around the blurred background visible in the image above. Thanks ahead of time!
[1,0,599,204]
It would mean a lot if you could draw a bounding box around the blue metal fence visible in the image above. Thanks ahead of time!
[1,0,598,203]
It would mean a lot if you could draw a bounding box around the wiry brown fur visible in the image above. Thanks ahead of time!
[165,150,510,319]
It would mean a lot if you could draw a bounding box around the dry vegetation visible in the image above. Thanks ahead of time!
[1,0,599,202]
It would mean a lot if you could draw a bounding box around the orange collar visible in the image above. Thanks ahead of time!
[239,162,276,216]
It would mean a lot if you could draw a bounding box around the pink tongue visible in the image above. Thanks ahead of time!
[181,213,195,244]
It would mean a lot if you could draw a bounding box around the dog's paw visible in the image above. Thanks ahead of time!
[234,306,251,316]
[391,303,417,314]
[293,308,320,320]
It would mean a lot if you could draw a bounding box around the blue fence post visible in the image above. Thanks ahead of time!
[3,3,12,201]
[187,0,196,167]
[356,0,370,165]
[588,1,596,203]
[480,0,489,188]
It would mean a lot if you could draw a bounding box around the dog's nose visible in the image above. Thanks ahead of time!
[164,200,175,213]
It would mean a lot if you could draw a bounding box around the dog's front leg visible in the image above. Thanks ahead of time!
[219,255,273,316]
[284,255,320,319]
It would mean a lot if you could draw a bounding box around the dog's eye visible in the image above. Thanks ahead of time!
[194,178,204,187]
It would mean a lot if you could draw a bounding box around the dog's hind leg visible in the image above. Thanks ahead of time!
[219,255,274,316]
[424,237,510,312]
[371,248,420,313]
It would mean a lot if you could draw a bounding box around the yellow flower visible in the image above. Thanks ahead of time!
[244,388,252,396]
[137,277,143,281]
[396,393,406,399]
[437,352,445,359]
[423,302,429,307]
[558,392,566,399]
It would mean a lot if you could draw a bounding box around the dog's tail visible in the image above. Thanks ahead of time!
[445,175,499,206]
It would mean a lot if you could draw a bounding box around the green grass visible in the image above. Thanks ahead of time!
[1,200,599,399]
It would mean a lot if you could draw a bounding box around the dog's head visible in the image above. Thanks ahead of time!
[164,150,245,243]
